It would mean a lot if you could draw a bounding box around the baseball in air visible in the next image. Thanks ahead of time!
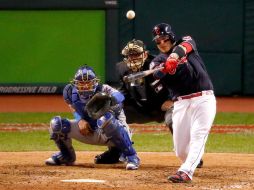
[126,10,135,20]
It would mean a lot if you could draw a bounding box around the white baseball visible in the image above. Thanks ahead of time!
[126,10,135,20]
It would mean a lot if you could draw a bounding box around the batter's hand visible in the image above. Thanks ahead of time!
[161,100,174,111]
[78,119,93,136]
[162,54,179,75]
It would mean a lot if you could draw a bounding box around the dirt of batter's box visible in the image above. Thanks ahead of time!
[0,151,253,190]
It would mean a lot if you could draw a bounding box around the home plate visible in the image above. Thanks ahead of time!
[61,179,106,183]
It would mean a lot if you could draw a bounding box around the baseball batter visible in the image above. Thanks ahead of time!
[45,65,140,170]
[150,23,216,183]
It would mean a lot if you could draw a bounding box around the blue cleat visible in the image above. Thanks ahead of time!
[45,152,75,166]
[126,154,140,170]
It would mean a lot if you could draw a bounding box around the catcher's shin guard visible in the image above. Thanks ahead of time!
[47,116,76,165]
[97,112,137,157]
[46,140,76,166]
[97,113,140,169]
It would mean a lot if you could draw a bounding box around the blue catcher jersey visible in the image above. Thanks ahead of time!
[63,83,124,130]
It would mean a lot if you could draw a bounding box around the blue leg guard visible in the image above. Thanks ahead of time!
[97,112,136,157]
[97,112,140,169]
[48,116,76,165]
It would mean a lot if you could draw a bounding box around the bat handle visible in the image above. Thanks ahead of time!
[153,66,164,71]
[123,76,128,82]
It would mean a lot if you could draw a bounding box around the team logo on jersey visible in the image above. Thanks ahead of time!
[183,36,192,41]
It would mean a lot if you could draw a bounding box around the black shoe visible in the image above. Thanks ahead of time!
[94,147,121,164]
[168,171,191,183]
[197,159,203,168]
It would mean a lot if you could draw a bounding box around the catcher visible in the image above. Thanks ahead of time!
[45,65,140,170]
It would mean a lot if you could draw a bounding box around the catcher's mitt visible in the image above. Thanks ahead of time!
[86,92,112,119]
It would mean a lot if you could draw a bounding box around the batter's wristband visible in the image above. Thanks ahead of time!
[172,46,185,58]
[181,42,193,53]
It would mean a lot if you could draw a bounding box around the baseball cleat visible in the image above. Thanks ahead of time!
[168,171,191,183]
[45,154,75,166]
[126,155,140,170]
[45,157,74,166]
[197,159,204,168]
[94,147,121,164]
[126,162,139,170]
[45,157,57,165]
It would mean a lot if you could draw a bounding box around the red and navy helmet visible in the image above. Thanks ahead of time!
[152,23,176,43]
[71,65,99,98]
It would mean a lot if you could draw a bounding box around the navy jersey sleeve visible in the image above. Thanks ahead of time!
[149,53,168,69]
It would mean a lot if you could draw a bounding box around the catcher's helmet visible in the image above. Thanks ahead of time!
[71,65,99,99]
[152,23,176,43]
[121,39,146,72]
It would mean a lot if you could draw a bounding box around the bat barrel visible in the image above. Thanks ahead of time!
[123,66,164,83]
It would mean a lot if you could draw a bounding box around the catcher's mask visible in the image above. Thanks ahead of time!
[121,39,147,72]
[71,66,99,99]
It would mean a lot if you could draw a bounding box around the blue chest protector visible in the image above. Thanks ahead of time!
[63,84,98,130]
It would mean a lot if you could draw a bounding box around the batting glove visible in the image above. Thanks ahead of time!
[162,54,179,75]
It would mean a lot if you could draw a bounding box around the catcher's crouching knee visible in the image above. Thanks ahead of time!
[49,116,71,140]
[97,112,114,129]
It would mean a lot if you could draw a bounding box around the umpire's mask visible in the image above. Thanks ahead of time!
[121,39,147,72]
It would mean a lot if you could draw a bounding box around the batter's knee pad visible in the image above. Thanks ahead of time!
[49,116,76,164]
[97,112,136,157]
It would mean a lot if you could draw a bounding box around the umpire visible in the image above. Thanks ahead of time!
[116,39,171,123]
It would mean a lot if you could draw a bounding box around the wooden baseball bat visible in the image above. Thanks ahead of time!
[123,67,164,82]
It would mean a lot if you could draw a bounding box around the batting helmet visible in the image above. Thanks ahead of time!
[152,23,176,43]
[71,65,99,99]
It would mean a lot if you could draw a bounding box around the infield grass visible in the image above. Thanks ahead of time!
[0,131,253,153]
[0,112,254,153]
[1,112,254,124]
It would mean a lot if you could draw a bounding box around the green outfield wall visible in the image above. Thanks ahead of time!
[119,0,253,96]
[0,11,105,82]
[0,0,253,95]
[0,10,105,93]
[0,0,118,94]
